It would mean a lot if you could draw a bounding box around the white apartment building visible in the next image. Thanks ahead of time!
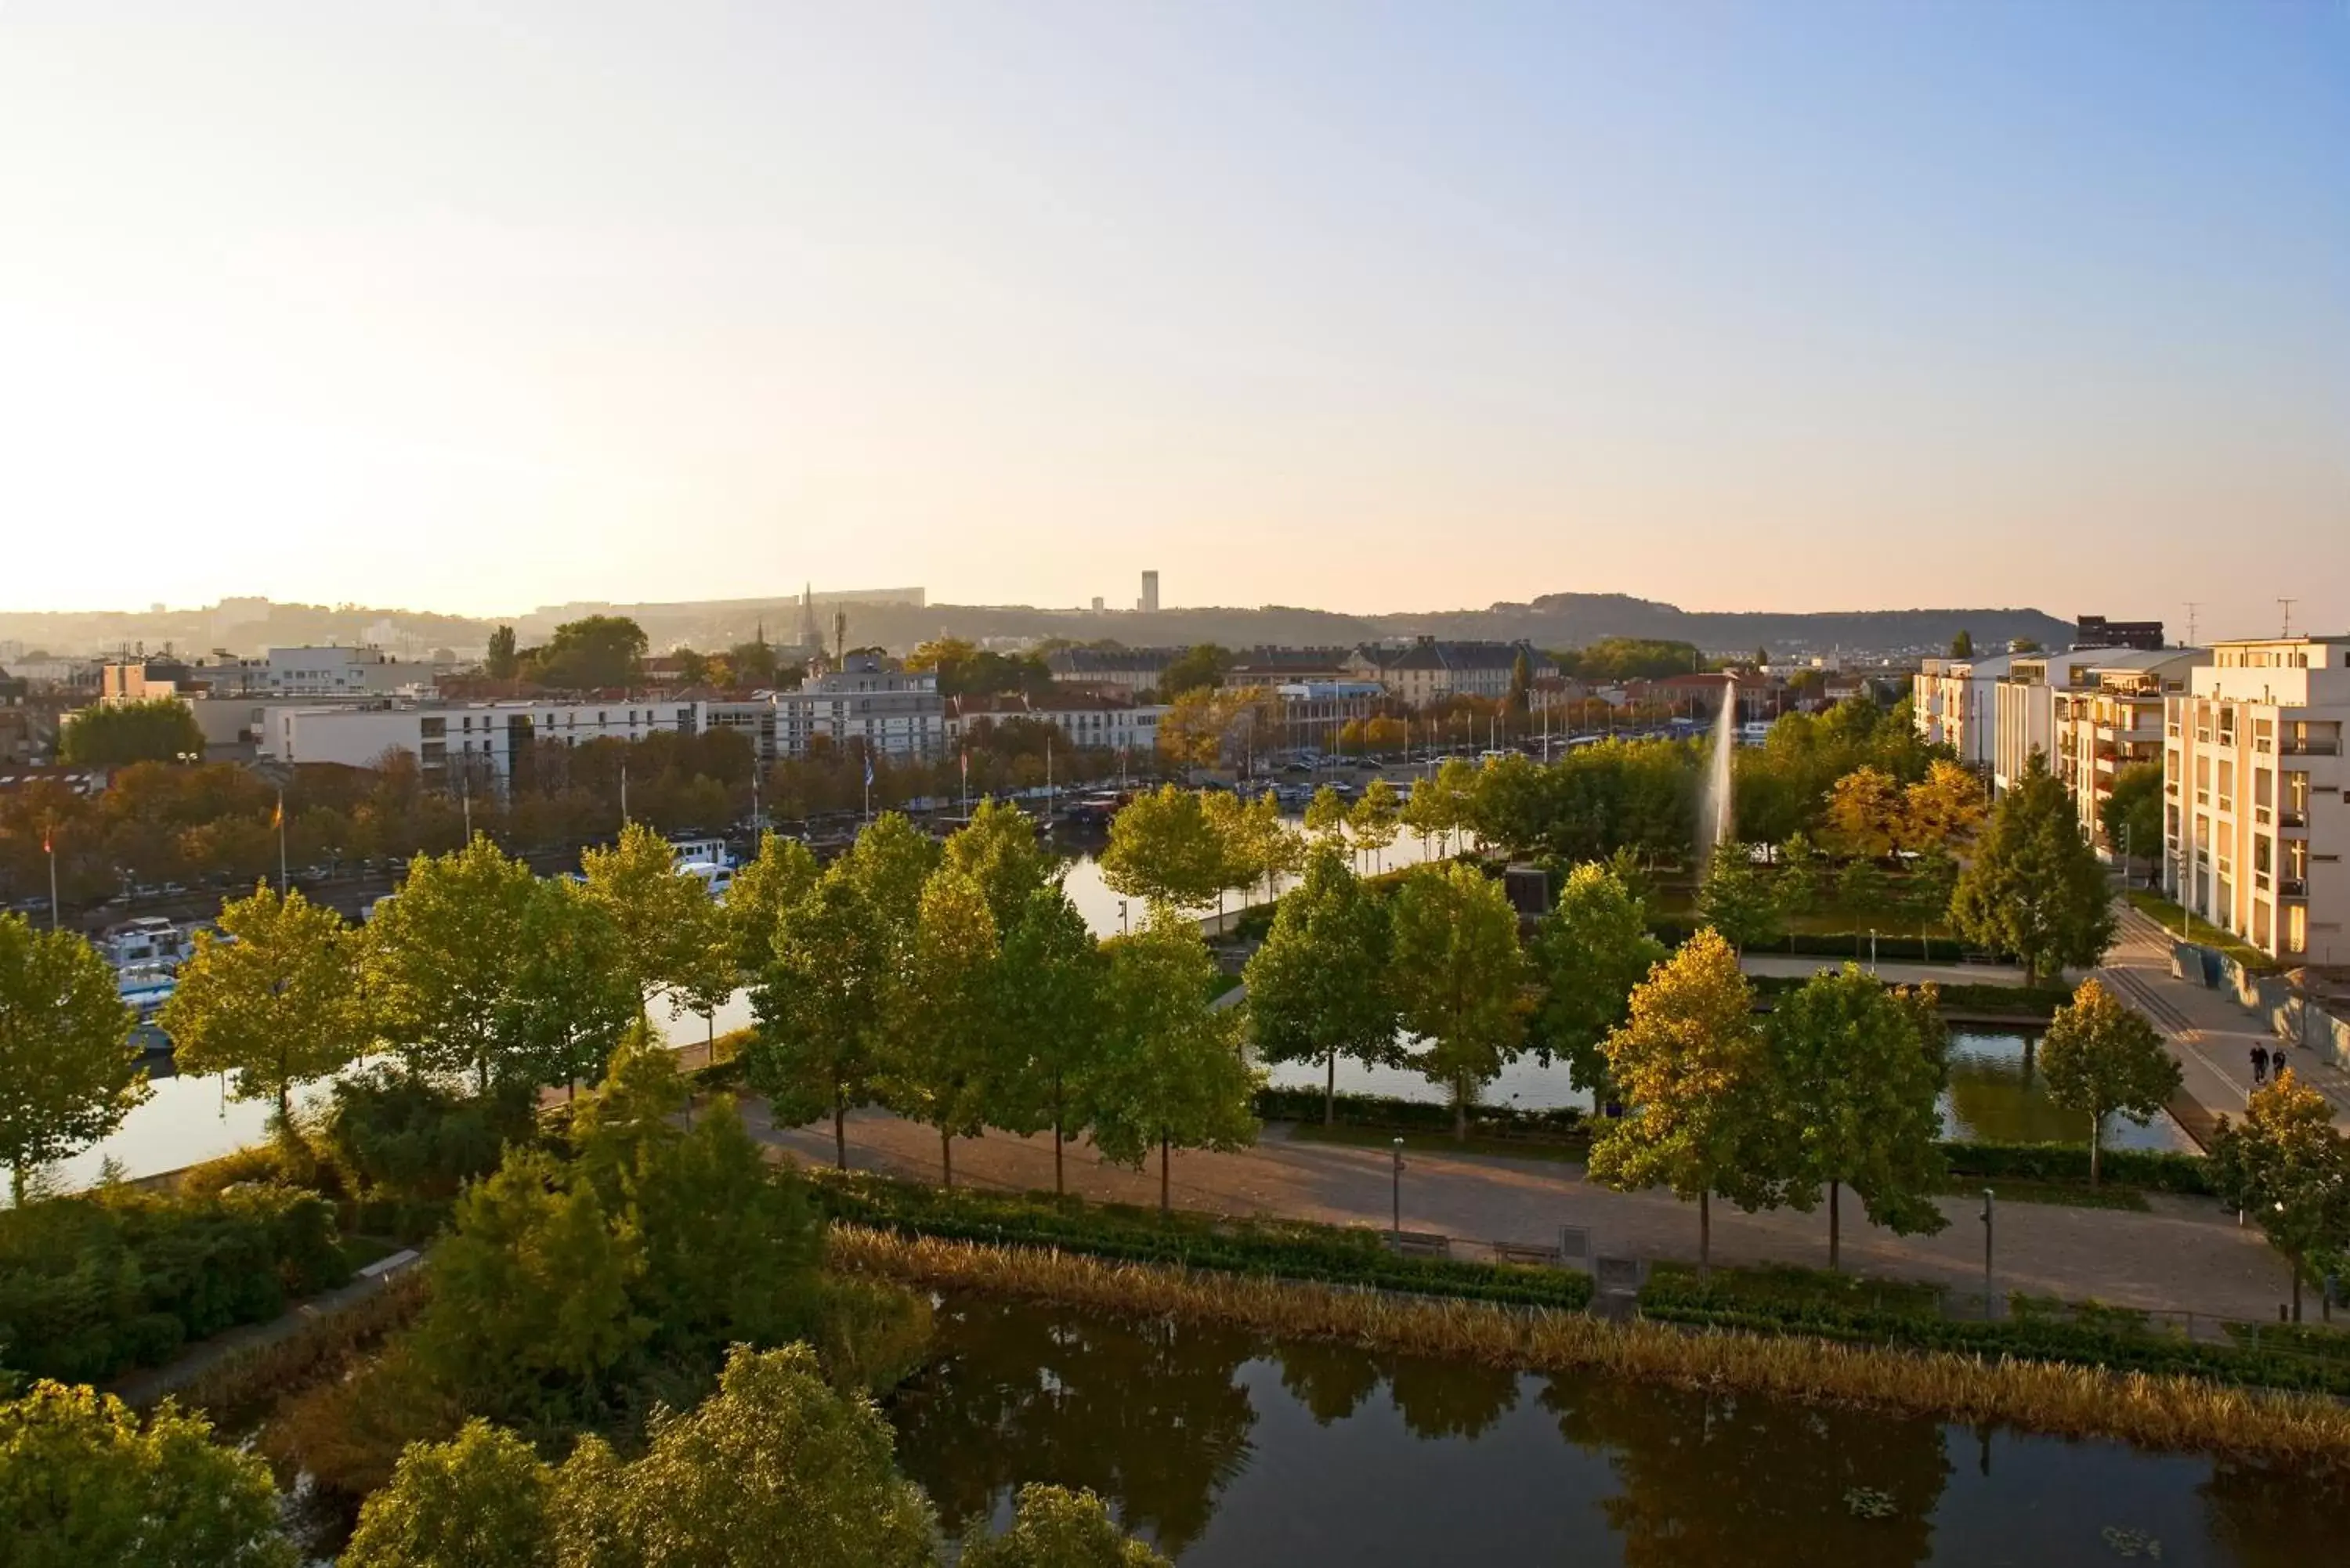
[223,645,420,698]
[1911,653,2016,768]
[772,655,945,761]
[2052,649,2202,852]
[1993,650,2121,795]
[269,699,707,786]
[2165,636,2350,966]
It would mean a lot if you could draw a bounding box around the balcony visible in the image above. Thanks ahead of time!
[2283,740,2341,756]
[2281,810,2309,832]
[2280,878,2308,899]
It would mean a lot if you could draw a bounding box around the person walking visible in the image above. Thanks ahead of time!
[2250,1045,2269,1086]
[2270,1046,2289,1082]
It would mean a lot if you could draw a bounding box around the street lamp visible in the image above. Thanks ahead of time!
[1391,1137,1405,1245]
[1979,1189,1995,1318]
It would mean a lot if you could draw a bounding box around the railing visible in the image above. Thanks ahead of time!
[2280,878,2308,898]
[2282,810,2308,829]
[2283,740,2341,756]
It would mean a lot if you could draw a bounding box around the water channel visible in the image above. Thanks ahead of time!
[892,1292,2341,1566]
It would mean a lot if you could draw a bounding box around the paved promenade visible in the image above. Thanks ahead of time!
[742,1100,2307,1327]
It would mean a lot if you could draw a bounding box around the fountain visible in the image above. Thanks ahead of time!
[1697,674,1737,876]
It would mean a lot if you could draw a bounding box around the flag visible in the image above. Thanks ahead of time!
[863,754,874,788]
[42,826,52,854]
[271,797,284,829]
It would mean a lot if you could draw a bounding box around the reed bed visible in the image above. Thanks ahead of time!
[830,1226,2350,1470]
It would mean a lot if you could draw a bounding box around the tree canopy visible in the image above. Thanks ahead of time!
[520,615,648,691]
[1245,846,1397,1124]
[1950,753,2116,983]
[0,912,144,1202]
[2038,978,2182,1187]
[59,698,205,767]
[158,883,367,1126]
[1389,862,1528,1138]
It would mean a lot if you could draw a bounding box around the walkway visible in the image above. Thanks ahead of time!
[2098,904,2350,1133]
[107,1249,422,1410]
[743,1102,2304,1326]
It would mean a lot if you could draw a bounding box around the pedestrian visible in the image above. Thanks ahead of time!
[2250,1045,2268,1086]
[2271,1046,2289,1082]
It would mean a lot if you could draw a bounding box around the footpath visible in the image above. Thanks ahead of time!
[741,1100,2304,1328]
[107,1249,422,1410]
[2097,904,2350,1136]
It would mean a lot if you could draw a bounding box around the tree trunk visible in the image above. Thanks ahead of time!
[9,1162,24,1209]
[1699,1190,1712,1281]
[2088,1115,2102,1187]
[833,1093,848,1171]
[941,1128,953,1190]
[1159,1136,1171,1216]
[1053,1093,1066,1197]
[1829,1180,1842,1271]
[1454,1076,1468,1141]
[1325,1051,1336,1126]
[2290,1253,2304,1324]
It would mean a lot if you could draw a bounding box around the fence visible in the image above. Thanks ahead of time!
[2172,939,2350,1071]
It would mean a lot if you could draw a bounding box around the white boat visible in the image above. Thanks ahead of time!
[102,916,186,969]
[117,962,179,1020]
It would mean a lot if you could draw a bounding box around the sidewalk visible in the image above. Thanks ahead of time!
[743,1100,2305,1325]
[2100,905,2350,1133]
[1741,953,2034,988]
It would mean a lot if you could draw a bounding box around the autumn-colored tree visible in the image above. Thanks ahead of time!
[1821,766,1905,859]
[1901,759,1987,851]
[1589,929,1786,1274]
[2207,1072,2350,1322]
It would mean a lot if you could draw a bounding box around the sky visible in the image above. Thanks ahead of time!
[2,2,2345,638]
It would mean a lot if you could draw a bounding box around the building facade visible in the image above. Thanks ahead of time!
[2164,637,2350,965]
[1347,638,1553,708]
[2051,650,2202,853]
[948,692,1167,753]
[1043,647,1179,693]
[772,655,944,761]
[1911,652,2016,768]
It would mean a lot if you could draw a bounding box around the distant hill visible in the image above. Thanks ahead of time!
[0,591,2075,662]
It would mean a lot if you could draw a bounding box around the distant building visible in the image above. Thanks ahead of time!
[1043,647,1180,694]
[1349,638,1553,708]
[1222,646,1357,688]
[948,691,1167,753]
[1139,571,1160,613]
[1911,652,2017,767]
[773,653,943,760]
[2166,635,2350,964]
[2075,616,2167,652]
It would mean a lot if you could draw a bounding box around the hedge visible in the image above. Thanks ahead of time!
[0,1185,350,1383]
[1639,1263,2350,1396]
[1938,1140,2213,1195]
[1253,1086,1590,1144]
[1746,974,2072,1019]
[805,1169,1594,1311]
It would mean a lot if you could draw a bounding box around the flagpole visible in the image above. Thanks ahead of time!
[48,830,60,931]
[276,789,287,895]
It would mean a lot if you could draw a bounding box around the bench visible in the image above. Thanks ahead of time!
[1386,1230,1452,1259]
[1491,1240,1565,1267]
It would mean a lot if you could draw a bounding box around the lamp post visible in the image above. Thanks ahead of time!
[1390,1136,1405,1244]
[1979,1189,1996,1318]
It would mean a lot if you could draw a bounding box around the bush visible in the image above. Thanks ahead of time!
[1746,974,2073,1019]
[808,1169,1595,1312]
[314,1068,540,1231]
[0,1186,350,1382]
[1253,1086,1589,1144]
[1638,1262,2350,1396]
[1940,1140,2213,1195]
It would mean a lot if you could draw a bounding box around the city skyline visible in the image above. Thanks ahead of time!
[3,4,2345,636]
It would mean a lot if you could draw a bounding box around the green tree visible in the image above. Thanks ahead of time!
[723,830,822,972]
[1950,629,1974,659]
[591,1343,937,1568]
[581,821,731,1005]
[0,912,144,1204]
[1590,929,1783,1274]
[1768,966,1950,1270]
[1159,644,1232,699]
[943,797,1059,930]
[1528,862,1665,1104]
[524,615,648,690]
[750,871,888,1169]
[2207,1072,2350,1322]
[1835,855,1890,934]
[484,626,520,681]
[1098,785,1224,912]
[1347,777,1402,872]
[510,878,644,1091]
[58,698,206,767]
[1301,784,1349,847]
[0,1381,294,1568]
[1091,912,1258,1214]
[1508,649,1534,713]
[363,836,539,1091]
[1697,849,1784,954]
[2038,978,2182,1187]
[879,868,999,1188]
[1401,757,1476,858]
[410,1147,644,1422]
[1388,862,1528,1140]
[159,883,366,1130]
[342,1418,549,1568]
[1244,846,1397,1125]
[961,1485,1172,1568]
[988,885,1109,1195]
[2099,761,2165,876]
[1950,752,2117,983]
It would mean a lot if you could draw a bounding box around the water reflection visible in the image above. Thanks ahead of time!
[888,1292,2345,1566]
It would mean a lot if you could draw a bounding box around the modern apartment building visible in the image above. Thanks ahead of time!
[2052,649,2203,853]
[1911,652,2016,767]
[2164,637,2350,966]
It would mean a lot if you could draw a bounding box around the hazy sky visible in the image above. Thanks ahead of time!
[3,3,2345,636]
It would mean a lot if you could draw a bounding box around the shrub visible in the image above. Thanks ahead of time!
[1940,1140,2213,1195]
[0,1187,349,1382]
[313,1068,538,1228]
[1253,1086,1589,1144]
[806,1169,1595,1311]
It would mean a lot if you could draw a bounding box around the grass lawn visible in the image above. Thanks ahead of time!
[1285,1120,1589,1164]
[2124,889,2277,973]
